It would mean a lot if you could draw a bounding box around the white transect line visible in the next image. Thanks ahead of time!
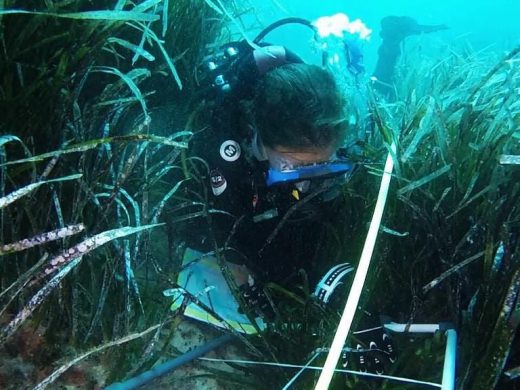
[198,356,441,388]
[315,143,397,390]
[282,351,321,390]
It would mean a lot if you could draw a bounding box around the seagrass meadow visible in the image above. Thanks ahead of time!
[0,1,519,389]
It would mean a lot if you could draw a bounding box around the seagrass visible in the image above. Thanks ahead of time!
[0,1,518,388]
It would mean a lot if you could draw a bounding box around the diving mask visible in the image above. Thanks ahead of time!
[266,159,354,187]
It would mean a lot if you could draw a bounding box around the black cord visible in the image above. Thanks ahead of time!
[253,17,316,44]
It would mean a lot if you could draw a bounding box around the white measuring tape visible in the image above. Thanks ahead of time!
[315,143,397,389]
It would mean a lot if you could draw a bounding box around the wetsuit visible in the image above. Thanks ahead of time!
[180,110,340,285]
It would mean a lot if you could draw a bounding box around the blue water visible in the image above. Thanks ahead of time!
[245,0,519,73]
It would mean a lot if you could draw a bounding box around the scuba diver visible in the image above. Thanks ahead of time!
[373,16,449,96]
[175,15,447,375]
[183,18,353,291]
[342,15,448,96]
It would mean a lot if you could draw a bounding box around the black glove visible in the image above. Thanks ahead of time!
[238,277,275,320]
[342,326,397,374]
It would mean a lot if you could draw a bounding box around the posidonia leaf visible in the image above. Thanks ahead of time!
[0,224,164,343]
[0,135,188,167]
[500,155,520,165]
[125,68,152,79]
[93,95,151,107]
[422,251,485,294]
[446,185,494,219]
[131,20,154,65]
[131,0,163,13]
[432,104,449,164]
[130,22,183,90]
[0,9,160,22]
[162,0,169,37]
[0,174,82,209]
[101,185,140,227]
[151,179,188,223]
[214,0,262,52]
[33,322,163,390]
[0,135,36,195]
[0,224,85,256]
[0,135,27,149]
[108,37,155,61]
[397,165,452,196]
[92,66,150,117]
[0,135,33,161]
[124,239,144,314]
[114,0,127,10]
[380,225,409,237]
[402,99,434,162]
[170,130,193,140]
[0,256,81,345]
[433,186,452,212]
[43,224,164,276]
[203,0,223,15]
[95,193,131,225]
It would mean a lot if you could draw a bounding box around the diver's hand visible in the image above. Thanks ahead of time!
[238,277,275,320]
[227,261,251,286]
[342,327,397,374]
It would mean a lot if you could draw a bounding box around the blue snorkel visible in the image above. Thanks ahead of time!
[266,160,354,186]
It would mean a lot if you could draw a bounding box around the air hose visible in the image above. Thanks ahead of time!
[105,333,234,390]
[253,17,316,44]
